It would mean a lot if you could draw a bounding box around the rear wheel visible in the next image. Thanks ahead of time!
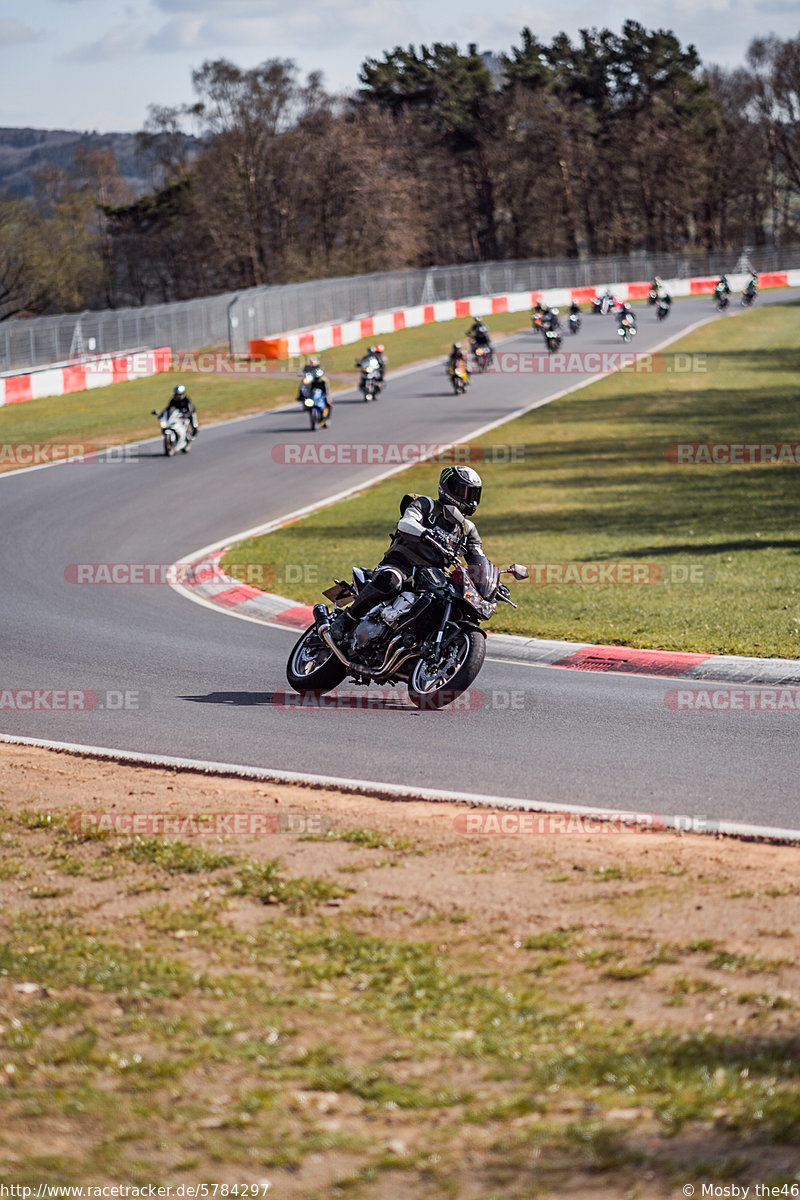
[407,628,485,710]
[286,626,347,694]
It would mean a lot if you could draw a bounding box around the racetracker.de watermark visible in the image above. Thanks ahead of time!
[665,688,800,711]
[0,443,138,466]
[270,442,523,465]
[665,443,800,465]
[266,687,530,712]
[517,562,712,585]
[0,689,149,711]
[64,562,317,587]
[70,811,333,836]
[484,351,708,375]
[453,811,715,834]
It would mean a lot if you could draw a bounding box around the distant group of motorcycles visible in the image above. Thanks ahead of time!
[713,271,759,311]
[153,267,761,453]
[531,291,645,350]
[445,322,495,394]
[294,345,387,431]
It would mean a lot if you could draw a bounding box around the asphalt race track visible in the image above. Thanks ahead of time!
[2,293,798,829]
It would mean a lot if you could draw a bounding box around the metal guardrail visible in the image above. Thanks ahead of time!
[3,247,799,371]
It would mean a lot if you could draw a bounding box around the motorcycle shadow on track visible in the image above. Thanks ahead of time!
[180,690,418,711]
[135,448,194,460]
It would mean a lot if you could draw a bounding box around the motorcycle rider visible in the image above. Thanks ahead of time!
[715,274,731,298]
[297,357,331,426]
[297,357,329,403]
[543,307,561,332]
[468,319,491,348]
[356,346,383,383]
[617,303,636,333]
[593,288,615,314]
[160,384,198,439]
[531,300,546,332]
[743,271,758,300]
[447,342,469,382]
[337,466,490,634]
[567,300,581,333]
[373,343,387,384]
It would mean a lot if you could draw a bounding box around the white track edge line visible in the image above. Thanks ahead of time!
[2,732,799,843]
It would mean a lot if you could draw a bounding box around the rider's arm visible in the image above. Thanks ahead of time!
[396,499,429,540]
[462,520,485,564]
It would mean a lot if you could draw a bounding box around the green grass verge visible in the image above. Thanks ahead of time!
[224,303,800,658]
[0,312,529,471]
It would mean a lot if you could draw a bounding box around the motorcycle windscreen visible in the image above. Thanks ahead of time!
[467,558,500,599]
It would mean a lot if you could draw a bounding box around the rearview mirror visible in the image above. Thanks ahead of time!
[506,563,529,581]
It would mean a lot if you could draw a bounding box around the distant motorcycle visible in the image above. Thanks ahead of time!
[357,354,382,402]
[298,369,331,430]
[544,327,562,353]
[568,311,581,335]
[448,360,470,394]
[714,285,730,311]
[592,292,617,315]
[471,340,494,372]
[153,407,192,456]
[617,317,637,343]
[656,297,671,321]
[741,284,757,308]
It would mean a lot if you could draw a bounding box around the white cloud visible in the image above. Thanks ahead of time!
[60,21,151,61]
[0,18,40,44]
[140,0,421,57]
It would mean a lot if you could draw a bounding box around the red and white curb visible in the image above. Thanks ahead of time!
[0,347,172,407]
[181,549,800,688]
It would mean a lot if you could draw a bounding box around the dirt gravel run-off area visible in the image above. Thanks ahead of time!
[0,742,799,1198]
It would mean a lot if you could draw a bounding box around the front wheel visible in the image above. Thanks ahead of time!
[163,434,174,457]
[407,628,486,710]
[286,626,347,694]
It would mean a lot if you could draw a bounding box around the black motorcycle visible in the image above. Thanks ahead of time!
[286,550,529,710]
[470,339,494,372]
[656,297,671,321]
[741,285,757,308]
[544,327,562,353]
[714,287,730,311]
[357,353,382,402]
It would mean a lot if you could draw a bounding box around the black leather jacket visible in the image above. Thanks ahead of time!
[387,495,486,570]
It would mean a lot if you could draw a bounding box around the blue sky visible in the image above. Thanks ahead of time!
[2,0,799,132]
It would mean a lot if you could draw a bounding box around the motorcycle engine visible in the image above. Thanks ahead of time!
[353,613,386,648]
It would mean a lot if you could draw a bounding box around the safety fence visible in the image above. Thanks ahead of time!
[4,246,800,372]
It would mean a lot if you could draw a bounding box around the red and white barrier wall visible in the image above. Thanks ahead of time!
[249,270,800,360]
[0,347,172,408]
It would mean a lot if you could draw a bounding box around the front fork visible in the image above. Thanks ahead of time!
[429,600,453,659]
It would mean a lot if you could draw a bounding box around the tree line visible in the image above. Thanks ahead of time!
[2,21,799,319]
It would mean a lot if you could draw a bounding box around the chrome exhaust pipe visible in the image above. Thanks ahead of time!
[315,617,414,680]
